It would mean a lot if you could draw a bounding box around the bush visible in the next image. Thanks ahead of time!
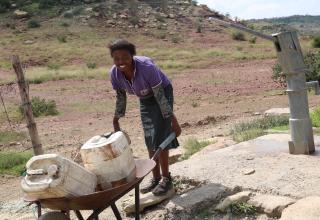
[60,22,70,27]
[39,0,56,9]
[312,36,320,48]
[0,151,33,176]
[180,138,212,160]
[27,19,41,28]
[249,36,257,44]
[128,16,139,25]
[63,11,73,18]
[87,62,97,69]
[232,31,246,41]
[155,13,165,23]
[19,97,59,117]
[0,0,10,13]
[171,35,180,44]
[57,35,67,43]
[272,51,320,85]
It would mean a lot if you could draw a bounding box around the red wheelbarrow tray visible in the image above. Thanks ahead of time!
[23,159,156,211]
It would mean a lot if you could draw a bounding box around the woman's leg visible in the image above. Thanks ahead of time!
[159,150,169,178]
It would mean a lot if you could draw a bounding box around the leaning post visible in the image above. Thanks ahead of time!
[272,32,315,154]
[12,55,44,155]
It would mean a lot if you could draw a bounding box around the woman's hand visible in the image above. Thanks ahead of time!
[172,114,181,137]
[113,116,121,132]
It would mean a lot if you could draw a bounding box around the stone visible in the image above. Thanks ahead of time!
[169,14,175,19]
[122,188,175,214]
[13,10,29,19]
[264,108,290,117]
[242,168,255,175]
[24,40,34,45]
[165,183,227,215]
[248,194,295,218]
[280,197,320,220]
[215,191,252,212]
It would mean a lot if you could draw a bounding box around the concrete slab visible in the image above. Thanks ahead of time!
[171,134,320,198]
[280,197,320,220]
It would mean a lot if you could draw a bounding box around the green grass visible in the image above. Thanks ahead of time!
[0,130,26,144]
[311,106,320,127]
[231,115,289,142]
[0,151,33,176]
[180,138,214,160]
[229,202,256,215]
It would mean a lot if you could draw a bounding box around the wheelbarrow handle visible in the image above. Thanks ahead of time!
[151,132,176,160]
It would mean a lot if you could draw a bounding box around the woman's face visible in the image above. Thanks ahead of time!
[112,49,133,73]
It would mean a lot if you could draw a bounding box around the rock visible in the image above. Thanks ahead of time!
[242,168,255,175]
[169,14,175,19]
[123,188,175,214]
[9,142,17,146]
[13,10,29,19]
[165,183,227,216]
[85,7,93,12]
[280,197,320,220]
[24,40,34,45]
[215,191,252,212]
[248,194,295,218]
[264,108,290,117]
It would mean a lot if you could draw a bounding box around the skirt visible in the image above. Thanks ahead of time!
[140,84,179,151]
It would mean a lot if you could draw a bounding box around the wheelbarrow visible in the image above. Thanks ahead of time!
[24,132,176,220]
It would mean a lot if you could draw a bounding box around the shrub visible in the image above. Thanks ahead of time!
[272,51,320,85]
[0,0,10,13]
[155,13,165,22]
[19,97,59,117]
[87,62,97,69]
[249,36,257,44]
[180,138,212,160]
[60,22,70,27]
[229,202,256,215]
[57,35,67,43]
[171,35,180,44]
[191,0,198,6]
[39,0,56,9]
[312,36,320,48]
[232,31,246,41]
[27,19,41,28]
[63,11,73,18]
[128,16,139,25]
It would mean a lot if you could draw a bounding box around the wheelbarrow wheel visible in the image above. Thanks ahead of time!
[37,211,70,220]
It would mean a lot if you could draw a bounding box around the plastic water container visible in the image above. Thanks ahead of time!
[21,154,97,200]
[81,131,136,189]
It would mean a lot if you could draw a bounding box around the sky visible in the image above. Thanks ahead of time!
[197,0,320,20]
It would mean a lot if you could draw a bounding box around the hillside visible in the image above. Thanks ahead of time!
[248,15,320,36]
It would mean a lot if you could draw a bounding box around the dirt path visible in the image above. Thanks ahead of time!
[1,58,320,218]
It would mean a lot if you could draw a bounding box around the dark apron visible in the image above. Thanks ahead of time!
[140,84,179,151]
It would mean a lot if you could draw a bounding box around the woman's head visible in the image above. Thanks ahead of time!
[109,39,136,73]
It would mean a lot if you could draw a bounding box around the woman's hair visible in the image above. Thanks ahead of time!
[108,39,136,56]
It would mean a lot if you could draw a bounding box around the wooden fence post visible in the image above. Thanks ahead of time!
[12,55,43,155]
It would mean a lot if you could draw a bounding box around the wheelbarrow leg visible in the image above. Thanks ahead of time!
[111,203,121,220]
[135,184,140,220]
[74,210,85,220]
[36,201,42,217]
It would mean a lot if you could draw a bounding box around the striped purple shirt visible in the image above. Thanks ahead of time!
[110,56,170,98]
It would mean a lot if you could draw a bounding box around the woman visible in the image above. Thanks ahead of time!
[109,39,181,196]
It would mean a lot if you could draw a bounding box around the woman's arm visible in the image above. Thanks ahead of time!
[113,89,127,131]
[152,84,181,137]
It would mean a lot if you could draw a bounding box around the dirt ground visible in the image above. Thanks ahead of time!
[1,57,320,219]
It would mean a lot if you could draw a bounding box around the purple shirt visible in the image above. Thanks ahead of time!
[110,56,171,98]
